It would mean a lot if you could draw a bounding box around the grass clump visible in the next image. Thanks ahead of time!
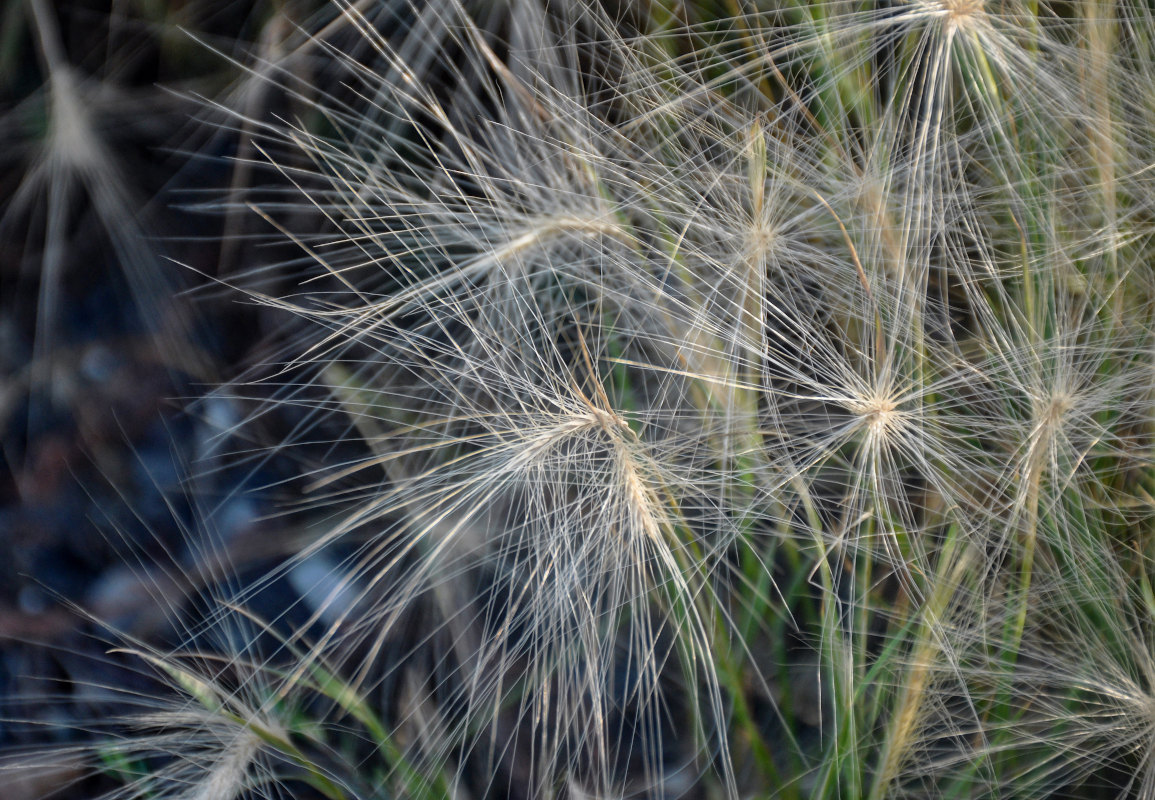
[7,0,1155,798]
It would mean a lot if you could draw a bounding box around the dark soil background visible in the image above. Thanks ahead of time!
[0,2,335,795]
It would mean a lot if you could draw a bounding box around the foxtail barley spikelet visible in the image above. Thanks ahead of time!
[208,0,1155,795]
[8,0,1155,798]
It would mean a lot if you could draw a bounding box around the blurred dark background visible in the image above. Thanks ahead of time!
[0,2,333,795]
